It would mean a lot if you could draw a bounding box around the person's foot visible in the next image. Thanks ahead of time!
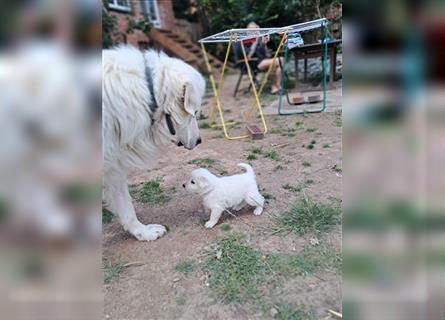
[271,86,280,94]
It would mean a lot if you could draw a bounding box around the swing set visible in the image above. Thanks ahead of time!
[199,18,329,140]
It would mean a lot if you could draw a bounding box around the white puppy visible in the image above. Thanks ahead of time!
[184,163,264,228]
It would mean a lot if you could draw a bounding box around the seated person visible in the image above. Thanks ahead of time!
[246,21,283,94]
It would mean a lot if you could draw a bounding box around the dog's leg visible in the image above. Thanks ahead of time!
[205,208,223,228]
[246,192,264,216]
[105,172,167,241]
[232,201,246,211]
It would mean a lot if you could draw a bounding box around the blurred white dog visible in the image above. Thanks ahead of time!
[103,46,205,241]
[183,163,264,228]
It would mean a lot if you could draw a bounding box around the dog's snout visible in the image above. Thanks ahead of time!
[196,137,202,145]
[177,141,183,147]
[182,183,185,188]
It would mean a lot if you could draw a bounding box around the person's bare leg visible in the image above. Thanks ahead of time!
[258,58,282,93]
[274,58,282,90]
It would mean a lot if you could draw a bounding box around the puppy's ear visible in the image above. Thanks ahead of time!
[181,83,196,116]
[196,175,209,189]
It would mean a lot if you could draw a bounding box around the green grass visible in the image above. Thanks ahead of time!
[262,192,275,201]
[270,302,316,320]
[102,208,113,224]
[251,147,264,154]
[295,120,304,127]
[187,158,216,168]
[333,164,342,173]
[269,127,298,137]
[335,109,342,127]
[274,164,286,171]
[129,179,174,205]
[306,127,317,133]
[175,296,186,306]
[212,133,225,139]
[246,153,257,161]
[302,161,311,167]
[282,179,314,193]
[203,234,266,303]
[221,224,232,232]
[103,259,126,284]
[323,143,330,148]
[274,196,341,236]
[282,183,303,193]
[306,144,314,149]
[268,244,340,278]
[174,259,196,275]
[264,150,280,161]
[199,122,211,129]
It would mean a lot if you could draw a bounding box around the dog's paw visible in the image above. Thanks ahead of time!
[253,207,263,216]
[205,220,217,228]
[132,224,167,241]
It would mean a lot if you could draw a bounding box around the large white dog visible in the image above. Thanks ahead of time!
[103,46,205,241]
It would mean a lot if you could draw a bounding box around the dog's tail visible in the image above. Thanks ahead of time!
[238,163,255,176]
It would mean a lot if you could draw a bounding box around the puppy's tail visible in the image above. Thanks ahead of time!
[238,163,255,177]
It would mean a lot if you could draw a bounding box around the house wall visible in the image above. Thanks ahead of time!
[109,0,176,48]
[157,0,175,30]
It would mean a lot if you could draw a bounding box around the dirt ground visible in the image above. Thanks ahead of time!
[104,74,342,320]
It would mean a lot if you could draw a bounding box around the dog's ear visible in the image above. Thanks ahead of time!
[196,175,208,189]
[181,83,196,116]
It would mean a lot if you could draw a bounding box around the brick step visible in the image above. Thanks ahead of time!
[149,28,227,76]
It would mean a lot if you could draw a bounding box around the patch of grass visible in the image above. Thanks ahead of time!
[282,183,302,193]
[268,244,340,278]
[295,120,304,127]
[188,158,216,168]
[263,192,275,201]
[129,179,174,205]
[251,147,264,154]
[212,133,225,139]
[199,122,211,129]
[305,179,314,185]
[198,113,208,120]
[203,234,266,303]
[269,127,282,134]
[335,109,342,127]
[302,161,311,167]
[103,259,126,284]
[306,139,317,149]
[102,208,113,224]
[323,143,330,148]
[274,164,286,171]
[269,127,297,137]
[174,259,196,275]
[175,296,186,306]
[246,153,257,161]
[221,224,231,232]
[275,196,341,235]
[264,150,280,161]
[333,164,342,173]
[270,302,316,320]
[306,127,317,133]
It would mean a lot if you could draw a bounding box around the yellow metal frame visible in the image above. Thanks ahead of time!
[200,30,288,140]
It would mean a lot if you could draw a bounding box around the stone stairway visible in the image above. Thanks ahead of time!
[150,28,224,74]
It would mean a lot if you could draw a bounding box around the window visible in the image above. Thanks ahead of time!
[109,0,131,12]
[142,0,161,28]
